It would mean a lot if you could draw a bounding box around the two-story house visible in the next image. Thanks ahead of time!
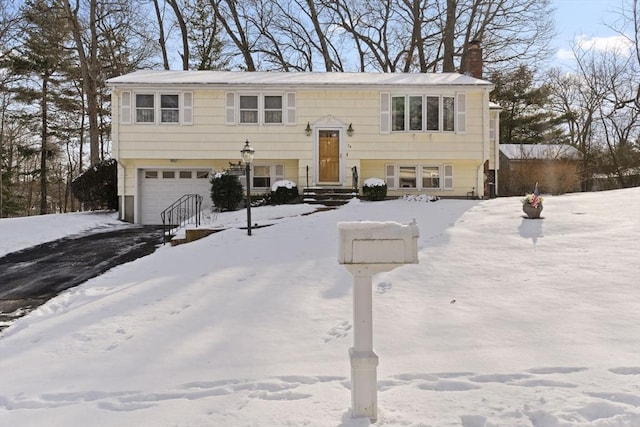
[107,61,500,224]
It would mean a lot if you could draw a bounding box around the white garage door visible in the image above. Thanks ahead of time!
[140,169,212,225]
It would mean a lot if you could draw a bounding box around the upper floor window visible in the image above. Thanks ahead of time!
[384,93,465,134]
[136,94,155,123]
[240,95,258,124]
[124,91,192,125]
[264,96,283,124]
[392,96,405,131]
[409,96,423,131]
[161,94,179,123]
[227,92,295,126]
[443,96,455,131]
[426,96,439,131]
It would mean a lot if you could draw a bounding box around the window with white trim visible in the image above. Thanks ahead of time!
[160,94,179,123]
[443,96,455,131]
[228,92,294,126]
[253,165,271,188]
[136,94,155,123]
[422,166,440,189]
[426,96,439,131]
[399,166,417,188]
[128,92,192,125]
[239,95,258,124]
[385,163,454,191]
[251,163,285,189]
[392,96,405,131]
[409,96,423,131]
[385,93,465,133]
[264,95,283,124]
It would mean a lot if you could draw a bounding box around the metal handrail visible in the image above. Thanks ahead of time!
[160,194,203,244]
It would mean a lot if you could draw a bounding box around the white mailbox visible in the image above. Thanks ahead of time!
[337,219,419,422]
[338,219,419,265]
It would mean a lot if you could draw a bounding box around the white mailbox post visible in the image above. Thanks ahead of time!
[338,220,419,422]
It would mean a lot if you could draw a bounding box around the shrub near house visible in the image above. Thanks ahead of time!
[210,173,244,211]
[71,159,118,210]
[362,178,388,201]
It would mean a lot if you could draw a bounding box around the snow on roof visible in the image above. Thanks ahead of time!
[107,70,494,88]
[500,144,582,160]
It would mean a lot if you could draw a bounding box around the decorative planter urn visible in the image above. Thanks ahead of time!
[523,204,543,219]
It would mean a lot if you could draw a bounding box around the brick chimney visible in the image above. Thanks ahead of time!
[464,40,483,79]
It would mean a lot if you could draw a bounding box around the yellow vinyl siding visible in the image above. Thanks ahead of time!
[112,84,490,201]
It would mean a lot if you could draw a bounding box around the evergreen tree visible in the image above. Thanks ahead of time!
[490,66,565,145]
[9,0,75,214]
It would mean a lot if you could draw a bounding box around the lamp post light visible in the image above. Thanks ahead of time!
[241,140,255,236]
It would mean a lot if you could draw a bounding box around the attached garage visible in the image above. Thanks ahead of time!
[139,169,212,225]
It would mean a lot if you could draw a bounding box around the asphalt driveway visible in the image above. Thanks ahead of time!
[0,225,164,331]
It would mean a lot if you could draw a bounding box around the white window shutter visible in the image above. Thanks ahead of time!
[456,93,466,133]
[121,91,131,124]
[385,164,396,188]
[490,118,496,140]
[225,92,236,125]
[444,164,454,190]
[380,92,390,134]
[182,92,193,125]
[275,164,285,181]
[285,92,296,125]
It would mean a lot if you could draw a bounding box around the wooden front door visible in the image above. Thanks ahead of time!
[318,130,340,183]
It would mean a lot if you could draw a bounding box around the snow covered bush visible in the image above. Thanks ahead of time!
[270,180,299,204]
[210,172,244,211]
[362,178,387,201]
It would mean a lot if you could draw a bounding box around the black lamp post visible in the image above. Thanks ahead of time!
[241,140,255,236]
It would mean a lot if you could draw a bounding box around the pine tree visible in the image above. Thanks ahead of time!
[490,66,566,145]
[9,0,76,214]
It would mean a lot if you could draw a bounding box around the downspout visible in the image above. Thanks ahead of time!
[477,88,490,198]
[112,88,125,221]
[494,108,500,196]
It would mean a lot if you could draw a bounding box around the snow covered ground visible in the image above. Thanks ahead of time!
[0,188,639,426]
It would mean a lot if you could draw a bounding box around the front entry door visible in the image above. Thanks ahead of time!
[318,130,340,183]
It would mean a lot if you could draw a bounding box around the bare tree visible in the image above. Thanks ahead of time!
[210,0,257,71]
[166,0,189,69]
[62,0,101,166]
[150,0,171,70]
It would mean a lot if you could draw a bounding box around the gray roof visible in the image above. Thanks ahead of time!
[107,70,494,89]
[500,144,582,160]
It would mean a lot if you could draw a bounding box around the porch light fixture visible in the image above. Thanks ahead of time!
[347,123,354,137]
[305,122,312,136]
[241,140,255,236]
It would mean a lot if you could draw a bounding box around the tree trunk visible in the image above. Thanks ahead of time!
[212,0,256,71]
[63,0,100,166]
[442,0,456,72]
[40,75,48,215]
[305,0,334,71]
[166,0,189,70]
[152,0,171,70]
